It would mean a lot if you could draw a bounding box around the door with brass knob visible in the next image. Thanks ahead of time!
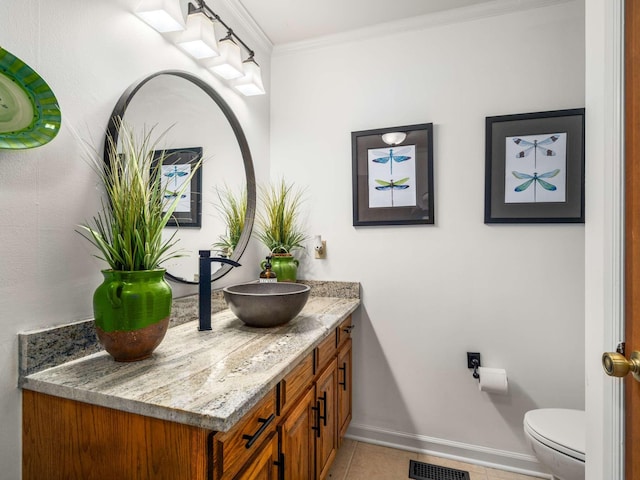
[609,3,640,479]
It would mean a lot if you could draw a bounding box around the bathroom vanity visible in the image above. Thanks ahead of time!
[19,284,359,480]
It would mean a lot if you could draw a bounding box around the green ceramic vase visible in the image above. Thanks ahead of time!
[93,269,172,362]
[261,254,299,282]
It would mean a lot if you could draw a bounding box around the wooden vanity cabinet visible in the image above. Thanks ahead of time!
[231,313,354,480]
[22,315,354,480]
[276,314,354,480]
[22,390,211,480]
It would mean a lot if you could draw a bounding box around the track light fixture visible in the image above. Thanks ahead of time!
[233,54,265,96]
[135,0,265,96]
[175,9,219,59]
[135,0,186,32]
[208,33,244,80]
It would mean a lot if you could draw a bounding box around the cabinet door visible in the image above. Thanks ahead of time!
[279,387,315,480]
[233,432,279,480]
[337,338,352,443]
[22,391,210,480]
[315,358,337,480]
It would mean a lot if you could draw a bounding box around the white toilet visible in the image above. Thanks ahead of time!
[523,408,585,480]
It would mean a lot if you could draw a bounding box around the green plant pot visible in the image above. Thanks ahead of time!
[261,254,299,282]
[93,269,172,362]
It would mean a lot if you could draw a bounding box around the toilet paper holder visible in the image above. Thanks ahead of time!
[471,359,480,380]
[467,352,481,380]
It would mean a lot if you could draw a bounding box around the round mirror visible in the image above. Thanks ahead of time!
[104,70,256,284]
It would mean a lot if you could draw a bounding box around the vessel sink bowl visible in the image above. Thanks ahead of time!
[223,282,311,327]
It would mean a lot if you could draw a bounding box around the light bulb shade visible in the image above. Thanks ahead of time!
[175,12,219,59]
[381,132,407,146]
[209,37,244,80]
[135,0,185,32]
[234,58,266,96]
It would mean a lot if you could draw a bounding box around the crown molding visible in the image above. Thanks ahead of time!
[219,0,273,56]
[273,0,576,57]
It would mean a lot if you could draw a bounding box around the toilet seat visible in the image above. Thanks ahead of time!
[524,409,585,462]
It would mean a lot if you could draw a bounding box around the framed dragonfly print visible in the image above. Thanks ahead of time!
[352,123,434,226]
[154,147,203,227]
[484,109,585,223]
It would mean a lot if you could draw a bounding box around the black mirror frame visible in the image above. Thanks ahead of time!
[104,70,256,284]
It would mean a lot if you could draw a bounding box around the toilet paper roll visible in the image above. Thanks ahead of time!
[478,367,508,394]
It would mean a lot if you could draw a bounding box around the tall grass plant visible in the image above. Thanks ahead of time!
[256,179,307,254]
[212,185,247,257]
[78,120,201,271]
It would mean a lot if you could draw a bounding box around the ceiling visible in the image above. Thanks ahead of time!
[236,0,497,46]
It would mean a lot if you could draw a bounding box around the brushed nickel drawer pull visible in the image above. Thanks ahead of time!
[242,414,275,449]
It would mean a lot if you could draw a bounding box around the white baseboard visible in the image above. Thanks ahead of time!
[345,422,553,479]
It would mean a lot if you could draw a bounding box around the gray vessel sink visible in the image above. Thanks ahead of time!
[223,282,311,327]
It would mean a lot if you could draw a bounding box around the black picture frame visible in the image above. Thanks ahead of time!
[352,123,434,226]
[154,147,203,228]
[484,108,585,224]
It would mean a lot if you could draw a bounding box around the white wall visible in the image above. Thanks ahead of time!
[271,1,585,472]
[0,0,270,477]
[0,0,596,477]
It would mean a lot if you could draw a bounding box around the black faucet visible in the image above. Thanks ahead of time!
[199,250,241,331]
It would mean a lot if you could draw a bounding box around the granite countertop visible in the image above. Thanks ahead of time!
[19,281,360,433]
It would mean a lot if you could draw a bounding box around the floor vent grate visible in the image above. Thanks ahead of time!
[408,460,471,480]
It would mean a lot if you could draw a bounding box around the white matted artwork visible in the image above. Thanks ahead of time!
[368,145,416,208]
[161,163,192,212]
[504,132,567,203]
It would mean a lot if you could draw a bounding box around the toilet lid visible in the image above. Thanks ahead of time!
[524,409,585,462]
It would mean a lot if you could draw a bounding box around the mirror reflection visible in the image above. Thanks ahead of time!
[105,71,256,284]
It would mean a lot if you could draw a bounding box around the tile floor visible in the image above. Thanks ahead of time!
[326,440,546,480]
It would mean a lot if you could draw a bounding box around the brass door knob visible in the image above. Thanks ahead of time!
[602,351,640,381]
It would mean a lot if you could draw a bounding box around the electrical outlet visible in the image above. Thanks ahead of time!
[467,352,481,369]
[314,240,327,259]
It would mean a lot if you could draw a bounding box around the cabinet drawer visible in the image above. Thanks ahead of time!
[315,331,337,373]
[232,431,279,480]
[279,352,314,415]
[214,390,277,480]
[337,316,354,347]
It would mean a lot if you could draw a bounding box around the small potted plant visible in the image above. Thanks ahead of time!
[78,119,200,362]
[255,179,307,282]
[212,185,247,258]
